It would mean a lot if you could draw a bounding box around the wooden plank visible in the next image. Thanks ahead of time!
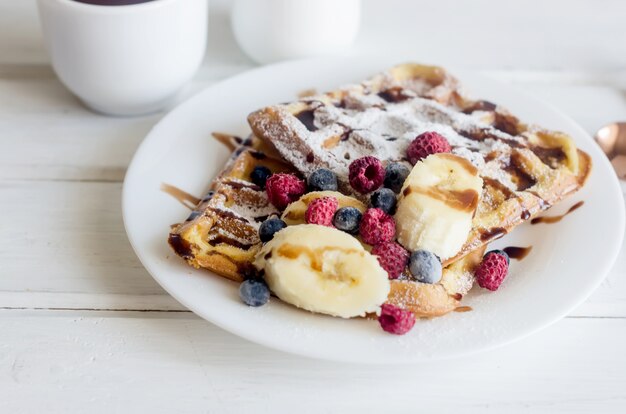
[0,310,625,413]
[1,1,624,410]
[0,292,186,312]
[0,0,45,65]
[0,180,163,295]
[0,76,172,182]
[0,179,623,315]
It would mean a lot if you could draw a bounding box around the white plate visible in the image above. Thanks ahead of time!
[123,58,625,363]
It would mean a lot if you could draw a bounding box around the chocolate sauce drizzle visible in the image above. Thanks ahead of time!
[377,87,412,103]
[295,109,318,131]
[531,201,584,225]
[168,233,193,259]
[503,246,533,260]
[160,183,200,210]
[480,227,507,242]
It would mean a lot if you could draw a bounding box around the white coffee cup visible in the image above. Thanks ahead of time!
[231,0,361,65]
[37,0,208,116]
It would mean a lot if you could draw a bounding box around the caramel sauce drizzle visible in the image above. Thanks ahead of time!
[322,135,341,149]
[403,186,479,213]
[454,306,473,313]
[276,244,361,273]
[531,201,584,225]
[482,177,515,200]
[161,183,201,210]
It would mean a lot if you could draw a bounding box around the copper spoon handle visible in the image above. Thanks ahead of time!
[595,122,626,179]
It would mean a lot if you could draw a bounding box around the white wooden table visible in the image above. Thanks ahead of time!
[2,0,626,412]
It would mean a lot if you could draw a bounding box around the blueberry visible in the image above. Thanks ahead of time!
[333,207,362,234]
[409,250,442,284]
[307,168,338,192]
[370,188,397,214]
[259,217,287,242]
[239,279,270,307]
[384,162,410,193]
[250,166,272,189]
[486,249,510,265]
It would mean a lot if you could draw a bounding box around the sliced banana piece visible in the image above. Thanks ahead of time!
[439,245,485,296]
[254,224,390,318]
[281,191,366,225]
[395,153,483,260]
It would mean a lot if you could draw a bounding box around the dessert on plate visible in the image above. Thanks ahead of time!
[168,63,591,335]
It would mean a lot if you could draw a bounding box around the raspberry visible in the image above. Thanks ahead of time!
[265,173,306,210]
[378,303,415,335]
[485,249,510,265]
[305,196,339,226]
[475,251,509,291]
[371,242,409,279]
[359,208,395,245]
[348,156,385,194]
[406,131,451,164]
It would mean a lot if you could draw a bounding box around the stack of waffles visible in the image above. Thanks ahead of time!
[169,63,591,318]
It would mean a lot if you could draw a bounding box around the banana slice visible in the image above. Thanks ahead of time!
[395,153,483,260]
[281,191,366,225]
[254,224,390,318]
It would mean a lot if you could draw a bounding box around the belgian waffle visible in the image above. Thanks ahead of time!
[168,134,295,282]
[248,63,592,266]
[169,63,591,319]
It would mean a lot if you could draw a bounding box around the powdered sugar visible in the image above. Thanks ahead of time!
[281,92,524,195]
[215,192,276,227]
[201,177,279,246]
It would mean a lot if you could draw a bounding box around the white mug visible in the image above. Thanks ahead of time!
[231,0,361,64]
[37,0,208,116]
